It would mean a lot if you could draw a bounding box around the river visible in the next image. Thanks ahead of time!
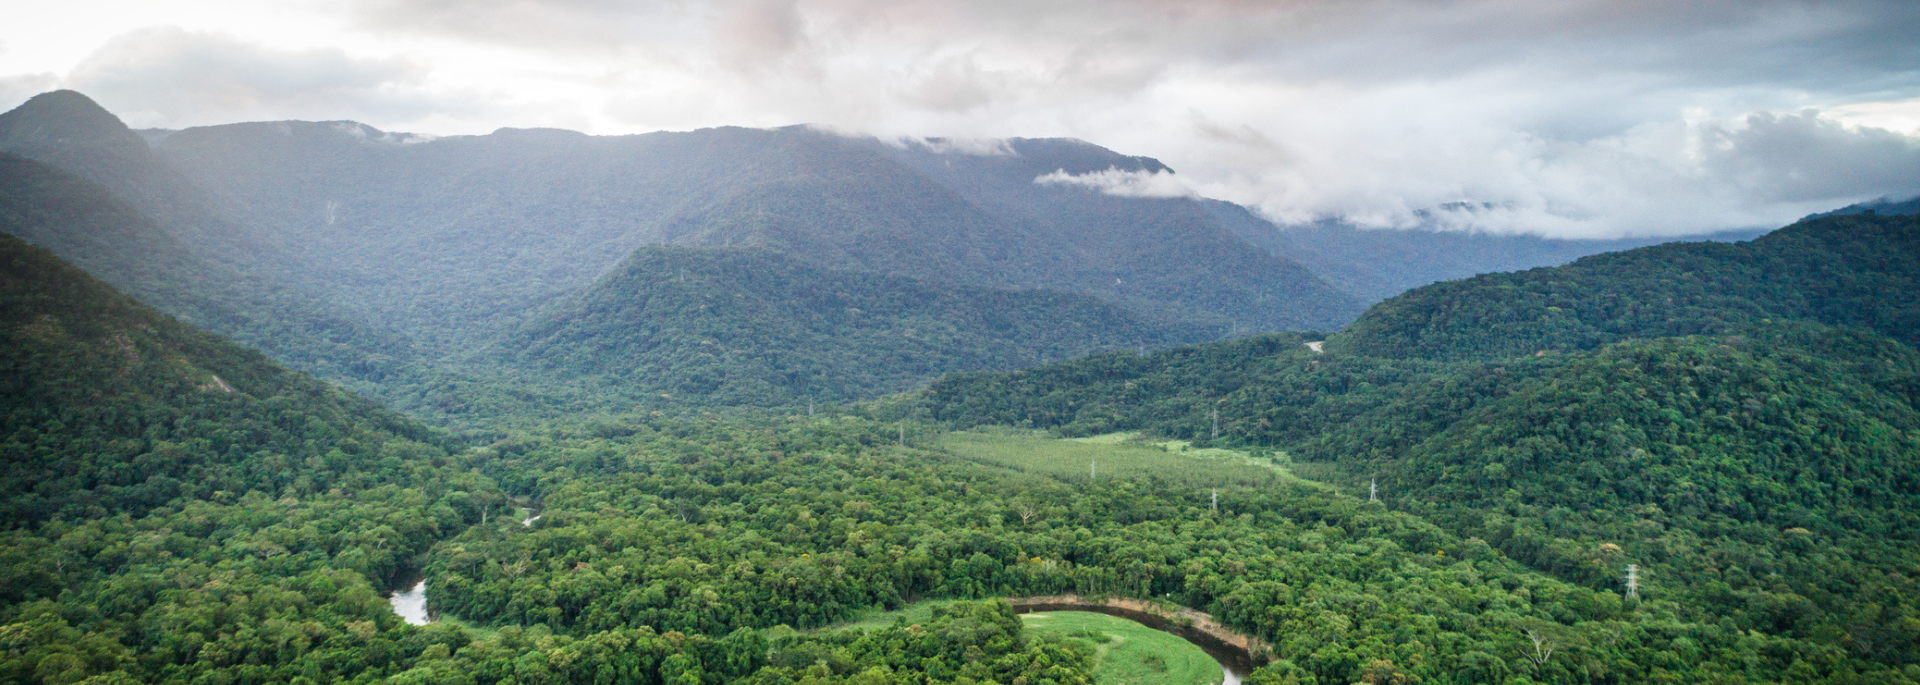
[388,507,537,624]
[389,579,431,626]
[1011,601,1254,685]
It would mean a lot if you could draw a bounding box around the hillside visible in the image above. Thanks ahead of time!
[150,118,1360,342]
[498,246,1216,406]
[0,90,305,274]
[1807,193,1920,219]
[13,235,1888,685]
[1,91,1350,410]
[1218,205,1768,303]
[1335,213,1920,359]
[0,152,418,383]
[0,231,453,523]
[4,128,1918,685]
[904,213,1920,670]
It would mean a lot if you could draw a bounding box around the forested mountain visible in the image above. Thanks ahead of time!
[7,86,1920,684]
[1336,213,1920,359]
[0,91,313,277]
[499,246,1213,406]
[1219,206,1767,303]
[0,231,451,523]
[17,236,1896,685]
[1807,193,1920,219]
[0,91,1353,409]
[908,212,1920,675]
[0,152,418,383]
[151,116,1359,343]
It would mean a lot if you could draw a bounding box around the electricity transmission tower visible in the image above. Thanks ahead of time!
[1625,564,1640,601]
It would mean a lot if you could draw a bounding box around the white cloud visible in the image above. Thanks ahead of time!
[62,27,436,128]
[888,135,1015,156]
[2,0,1917,235]
[0,73,58,113]
[1034,167,1196,199]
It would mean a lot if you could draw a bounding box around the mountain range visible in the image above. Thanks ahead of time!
[1,89,1783,415]
[3,88,1918,684]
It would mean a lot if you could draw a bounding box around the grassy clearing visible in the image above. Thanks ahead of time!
[1022,611,1223,685]
[938,428,1311,491]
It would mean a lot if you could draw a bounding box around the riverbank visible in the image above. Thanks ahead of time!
[1005,594,1271,675]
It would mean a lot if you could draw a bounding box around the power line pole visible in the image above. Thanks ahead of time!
[1211,488,1218,512]
[1211,407,1220,440]
[1369,475,1379,502]
[1625,564,1640,601]
[1090,460,1096,480]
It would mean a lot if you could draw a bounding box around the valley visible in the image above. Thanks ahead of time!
[1,89,1917,685]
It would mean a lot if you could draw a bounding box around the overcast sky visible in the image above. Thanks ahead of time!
[4,0,1919,237]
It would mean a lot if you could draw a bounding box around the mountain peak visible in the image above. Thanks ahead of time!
[0,90,147,154]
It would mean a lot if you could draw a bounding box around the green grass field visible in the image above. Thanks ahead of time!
[938,428,1310,491]
[1021,611,1224,685]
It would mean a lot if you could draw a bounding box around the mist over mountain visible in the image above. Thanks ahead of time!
[0,91,1364,412]
[0,88,1897,415]
[147,117,1362,343]
[1337,212,1920,360]
[0,152,416,383]
[1807,193,1920,220]
[5,82,1920,685]
[1215,203,1770,303]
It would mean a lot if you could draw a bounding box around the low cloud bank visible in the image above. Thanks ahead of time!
[2,0,1916,237]
[1034,167,1196,199]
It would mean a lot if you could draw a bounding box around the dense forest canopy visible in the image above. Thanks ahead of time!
[2,89,1918,684]
[908,212,1920,680]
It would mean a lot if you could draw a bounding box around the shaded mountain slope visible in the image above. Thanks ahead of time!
[0,152,417,383]
[499,246,1216,406]
[152,120,1359,342]
[875,138,1363,330]
[0,90,295,268]
[0,231,451,524]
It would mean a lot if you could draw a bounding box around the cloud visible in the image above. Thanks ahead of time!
[62,27,435,128]
[1035,167,1196,198]
[1699,110,1920,203]
[321,0,1920,235]
[888,136,1015,156]
[0,73,59,113]
[7,0,1916,236]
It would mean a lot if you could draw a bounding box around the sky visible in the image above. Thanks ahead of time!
[3,0,1919,238]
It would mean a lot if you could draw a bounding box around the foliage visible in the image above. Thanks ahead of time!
[0,232,453,524]
[1335,214,1920,360]
[1020,610,1223,685]
[498,245,1215,406]
[0,153,418,385]
[418,416,1912,684]
[906,214,1920,677]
